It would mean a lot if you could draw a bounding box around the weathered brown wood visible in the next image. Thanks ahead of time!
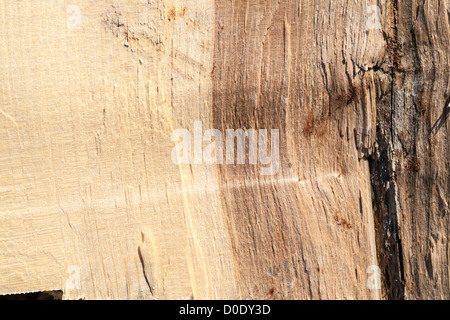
[0,0,448,300]
[212,0,385,299]
[371,0,450,300]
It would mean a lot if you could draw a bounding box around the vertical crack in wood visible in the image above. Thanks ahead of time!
[137,246,154,296]
[369,0,406,300]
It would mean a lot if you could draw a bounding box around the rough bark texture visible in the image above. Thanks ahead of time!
[0,0,448,300]
[371,0,450,300]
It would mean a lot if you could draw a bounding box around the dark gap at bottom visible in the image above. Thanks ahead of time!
[0,291,63,300]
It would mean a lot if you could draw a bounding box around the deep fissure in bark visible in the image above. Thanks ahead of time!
[369,0,406,300]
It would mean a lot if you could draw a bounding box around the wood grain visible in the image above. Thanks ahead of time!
[0,0,238,299]
[0,0,448,300]
[212,0,385,300]
[371,0,450,299]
